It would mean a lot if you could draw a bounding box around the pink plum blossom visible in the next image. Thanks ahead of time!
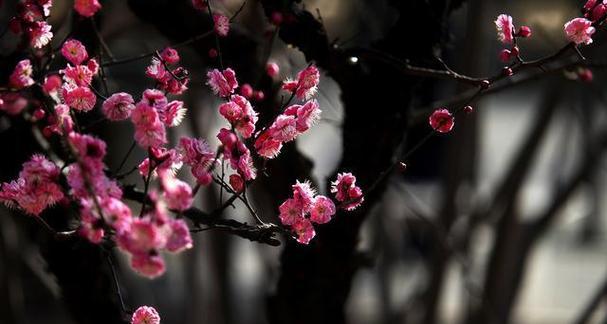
[9,59,34,89]
[495,14,514,44]
[331,172,364,211]
[207,68,238,97]
[309,195,336,224]
[131,306,161,324]
[282,65,320,100]
[61,39,88,65]
[102,92,135,121]
[564,17,595,45]
[213,14,230,37]
[27,20,53,48]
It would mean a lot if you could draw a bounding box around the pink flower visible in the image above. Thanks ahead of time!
[229,174,244,192]
[0,155,64,215]
[117,218,165,255]
[74,0,101,17]
[134,122,167,149]
[292,218,315,245]
[218,95,258,138]
[61,39,88,65]
[101,197,132,232]
[9,59,34,89]
[309,195,336,224]
[132,103,167,148]
[282,65,320,100]
[160,47,180,65]
[179,136,216,185]
[146,58,166,80]
[207,68,238,97]
[429,108,454,133]
[268,115,298,142]
[63,86,96,111]
[591,4,607,21]
[87,58,99,75]
[102,92,135,121]
[292,180,315,212]
[159,100,187,127]
[266,62,280,78]
[165,219,193,253]
[254,131,283,159]
[62,65,94,87]
[47,104,74,135]
[43,74,62,95]
[293,99,321,132]
[331,172,364,211]
[27,20,53,48]
[564,18,595,45]
[131,253,165,279]
[279,198,304,226]
[213,14,230,37]
[160,172,193,211]
[131,306,161,324]
[495,14,514,44]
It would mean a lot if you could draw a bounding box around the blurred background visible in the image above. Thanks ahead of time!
[0,0,606,323]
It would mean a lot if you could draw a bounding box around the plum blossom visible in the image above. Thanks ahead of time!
[160,47,180,65]
[27,20,53,48]
[61,39,88,65]
[165,219,193,253]
[429,108,454,133]
[0,93,27,115]
[331,172,364,211]
[9,59,34,89]
[74,0,101,17]
[102,92,135,121]
[564,17,595,45]
[309,196,336,224]
[495,14,514,44]
[131,253,165,279]
[179,136,216,185]
[131,306,161,324]
[207,68,238,97]
[292,218,315,245]
[213,14,230,37]
[159,171,193,211]
[0,155,64,215]
[131,102,167,148]
[279,198,304,226]
[218,95,258,138]
[63,86,96,111]
[282,65,320,100]
[218,129,257,181]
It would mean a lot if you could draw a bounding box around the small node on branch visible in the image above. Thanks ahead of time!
[397,162,407,172]
[463,105,474,114]
[502,67,514,76]
[480,80,491,89]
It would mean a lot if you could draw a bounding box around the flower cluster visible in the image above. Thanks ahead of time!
[331,173,364,211]
[60,39,100,112]
[0,155,64,215]
[8,0,54,49]
[146,48,190,95]
[131,89,187,148]
[278,181,335,244]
